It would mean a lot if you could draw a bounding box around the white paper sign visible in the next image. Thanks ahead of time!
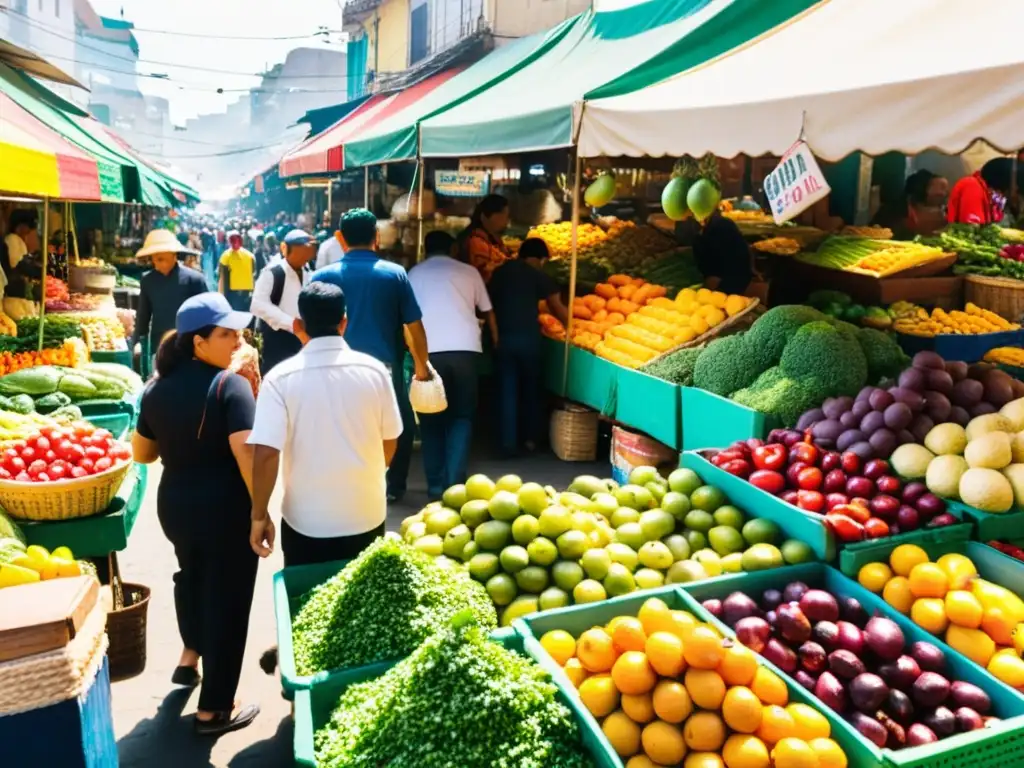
[765,141,831,225]
[435,170,490,198]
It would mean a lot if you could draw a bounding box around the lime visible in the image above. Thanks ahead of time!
[666,560,708,584]
[692,549,723,577]
[638,540,674,570]
[628,465,660,486]
[558,492,592,511]
[557,529,589,560]
[474,520,511,551]
[591,492,619,518]
[668,468,702,495]
[404,521,427,543]
[645,481,667,503]
[721,552,744,573]
[573,579,608,604]
[399,512,423,537]
[683,509,715,533]
[690,485,727,512]
[465,474,496,501]
[461,540,479,562]
[414,534,444,557]
[708,525,746,556]
[501,595,539,626]
[527,537,558,567]
[552,560,585,592]
[442,484,468,511]
[742,518,782,546]
[500,545,530,573]
[512,514,540,545]
[460,499,491,529]
[581,548,612,580]
[589,525,613,548]
[663,534,692,562]
[615,484,654,511]
[712,504,746,530]
[486,573,518,606]
[614,522,644,551]
[661,491,691,522]
[606,542,639,572]
[603,563,636,597]
[539,587,570,611]
[495,474,523,493]
[515,565,550,594]
[568,475,607,498]
[741,543,785,572]
[538,506,573,539]
[442,524,472,558]
[571,511,597,534]
[635,568,666,590]
[488,490,522,522]
[684,529,707,553]
[639,509,674,541]
[518,482,549,515]
[610,507,641,528]
[781,539,815,564]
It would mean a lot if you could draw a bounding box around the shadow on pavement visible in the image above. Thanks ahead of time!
[228,716,294,767]
[118,688,214,768]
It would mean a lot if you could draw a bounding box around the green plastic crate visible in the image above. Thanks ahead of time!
[89,349,133,368]
[682,451,836,561]
[840,517,974,575]
[946,499,1024,543]
[680,387,777,451]
[567,347,617,415]
[542,336,569,396]
[615,367,681,449]
[292,629,615,768]
[84,412,131,440]
[679,563,1024,768]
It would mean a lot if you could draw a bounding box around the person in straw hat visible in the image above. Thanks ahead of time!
[131,229,208,372]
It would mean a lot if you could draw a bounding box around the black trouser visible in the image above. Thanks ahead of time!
[259,325,302,375]
[496,335,544,455]
[281,519,387,567]
[419,351,480,497]
[386,360,414,498]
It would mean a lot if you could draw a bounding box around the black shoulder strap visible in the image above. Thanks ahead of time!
[196,370,230,440]
[269,263,286,307]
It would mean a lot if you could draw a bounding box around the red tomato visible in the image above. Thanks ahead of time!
[786,461,809,488]
[109,445,131,461]
[43,450,57,464]
[721,459,752,478]
[34,472,50,482]
[796,490,825,513]
[0,467,10,480]
[789,442,819,466]
[70,466,89,479]
[14,471,30,482]
[27,460,47,477]
[93,429,112,442]
[834,503,871,525]
[796,467,823,491]
[48,465,67,480]
[94,456,113,473]
[825,513,866,542]
[79,458,95,474]
[864,518,890,539]
[840,451,862,474]
[20,446,36,463]
[749,469,786,495]
[34,436,50,452]
[84,446,105,461]
[10,440,25,451]
[8,456,25,473]
[752,444,787,472]
[73,425,92,439]
[46,428,66,442]
[68,444,86,463]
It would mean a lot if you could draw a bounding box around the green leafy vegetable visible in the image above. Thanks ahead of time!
[692,334,760,397]
[641,345,703,386]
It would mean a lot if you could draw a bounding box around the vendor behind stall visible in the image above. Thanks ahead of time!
[873,170,949,237]
[459,194,511,276]
[948,158,1015,226]
[2,209,42,310]
[675,210,753,296]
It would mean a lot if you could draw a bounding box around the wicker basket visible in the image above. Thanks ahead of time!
[965,274,1024,323]
[0,461,132,521]
[106,553,150,682]
[551,405,599,461]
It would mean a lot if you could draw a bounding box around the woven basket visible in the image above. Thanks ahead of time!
[106,551,149,683]
[0,461,131,521]
[551,405,599,461]
[964,274,1024,323]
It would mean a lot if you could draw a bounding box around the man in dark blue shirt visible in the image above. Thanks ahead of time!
[312,208,430,502]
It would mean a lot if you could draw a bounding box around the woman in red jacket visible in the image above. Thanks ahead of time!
[948,158,1013,225]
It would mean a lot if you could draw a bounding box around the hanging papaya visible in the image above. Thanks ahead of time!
[687,178,722,222]
[584,174,617,207]
[661,177,692,221]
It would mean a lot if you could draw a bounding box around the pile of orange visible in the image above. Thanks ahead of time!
[539,596,847,768]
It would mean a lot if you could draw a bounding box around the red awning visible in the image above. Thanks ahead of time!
[279,68,463,178]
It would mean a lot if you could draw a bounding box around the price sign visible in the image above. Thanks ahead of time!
[765,141,831,225]
[435,170,490,198]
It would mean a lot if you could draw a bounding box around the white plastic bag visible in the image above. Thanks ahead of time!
[408,363,447,414]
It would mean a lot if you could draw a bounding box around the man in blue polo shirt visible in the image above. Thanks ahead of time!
[312,208,430,502]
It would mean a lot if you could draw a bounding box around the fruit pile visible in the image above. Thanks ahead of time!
[0,423,131,483]
[528,222,609,259]
[796,351,1024,461]
[540,595,849,767]
[400,468,816,625]
[858,545,1024,689]
[709,579,1001,749]
[985,347,1024,367]
[708,435,954,543]
[0,338,88,378]
[76,313,127,352]
[0,541,82,587]
[987,539,1024,562]
[893,303,1019,338]
[797,237,946,277]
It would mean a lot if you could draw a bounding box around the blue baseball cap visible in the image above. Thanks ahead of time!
[283,228,313,246]
[176,293,251,334]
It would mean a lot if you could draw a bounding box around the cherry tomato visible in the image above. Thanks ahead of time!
[864,518,890,539]
[93,429,112,442]
[14,471,30,482]
[34,472,50,483]
[825,513,866,542]
[44,450,57,464]
[68,444,86,463]
[786,461,809,488]
[721,459,752,478]
[796,467,823,491]
[834,503,871,525]
[10,440,26,451]
[752,444,787,472]
[79,458,95,474]
[8,456,25,473]
[94,456,113,473]
[73,425,92,439]
[84,446,105,461]
[70,466,89,479]
[20,446,36,462]
[796,490,825,513]
[789,442,819,466]
[840,451,862,474]
[749,469,786,495]
[35,436,50,452]
[48,465,67,480]
[27,459,47,477]
[0,467,10,480]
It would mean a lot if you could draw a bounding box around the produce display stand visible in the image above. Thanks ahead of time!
[680,387,777,451]
[565,346,618,416]
[895,329,1024,364]
[680,564,1024,768]
[614,366,682,449]
[944,499,1024,544]
[89,349,133,368]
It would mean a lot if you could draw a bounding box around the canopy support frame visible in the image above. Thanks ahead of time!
[561,150,581,398]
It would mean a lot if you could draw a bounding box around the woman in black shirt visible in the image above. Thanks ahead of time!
[132,293,260,735]
[677,212,754,295]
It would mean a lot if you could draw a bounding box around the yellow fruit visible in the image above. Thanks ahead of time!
[540,630,577,666]
[858,562,893,593]
[578,628,618,672]
[720,642,758,686]
[989,651,1024,687]
[652,680,693,724]
[25,544,49,566]
[809,738,848,768]
[646,631,686,677]
[725,295,749,317]
[1013,622,1024,656]
[642,720,687,766]
[38,557,59,580]
[936,553,978,590]
[0,562,41,588]
[603,710,642,757]
[612,617,649,654]
[626,756,659,768]
[668,609,698,640]
[945,590,983,628]
[755,704,796,744]
[974,580,1024,624]
[638,597,675,636]
[751,666,789,707]
[982,607,1016,646]
[723,686,763,733]
[946,625,996,667]
[579,674,620,717]
[607,615,630,636]
[683,711,726,752]
[684,753,725,768]
[786,703,831,741]
[772,737,820,768]
[50,545,73,560]
[621,692,656,724]
[683,626,725,669]
[613,651,658,695]
[890,544,929,576]
[911,598,948,634]
[909,563,949,598]
[563,657,587,688]
[722,733,771,768]
[684,668,726,710]
[882,576,915,614]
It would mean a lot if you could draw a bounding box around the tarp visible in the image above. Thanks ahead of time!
[343,22,574,168]
[297,96,371,137]
[99,124,201,202]
[0,39,87,89]
[279,69,462,177]
[419,0,819,157]
[578,0,1024,160]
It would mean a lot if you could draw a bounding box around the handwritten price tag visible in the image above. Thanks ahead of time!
[765,141,831,225]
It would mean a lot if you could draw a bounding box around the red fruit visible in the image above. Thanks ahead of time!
[48,464,67,480]
[14,471,30,482]
[79,458,95,474]
[796,490,825,513]
[749,469,786,494]
[797,466,823,490]
[834,503,871,525]
[826,513,866,542]
[790,442,820,466]
[823,469,847,493]
[780,490,799,505]
[865,518,890,539]
[870,495,901,520]
[787,461,809,488]
[721,459,752,478]
[821,451,842,473]
[863,459,890,480]
[841,451,862,474]
[84,446,105,461]
[826,493,850,510]
[897,505,921,530]
[0,468,12,480]
[7,456,24,473]
[20,446,36,463]
[34,436,50,452]
[927,513,957,528]
[70,466,89,479]
[752,444,787,471]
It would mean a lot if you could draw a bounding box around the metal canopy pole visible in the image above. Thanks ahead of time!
[364,166,370,209]
[561,151,581,398]
[37,199,49,352]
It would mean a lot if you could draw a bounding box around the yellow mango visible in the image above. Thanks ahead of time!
[0,562,41,588]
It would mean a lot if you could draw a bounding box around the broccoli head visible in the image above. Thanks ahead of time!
[744,304,826,369]
[692,334,760,397]
[779,320,868,397]
[732,367,825,427]
[826,317,861,344]
[857,327,910,383]
[642,345,704,386]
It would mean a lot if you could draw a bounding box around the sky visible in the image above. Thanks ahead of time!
[89,0,347,123]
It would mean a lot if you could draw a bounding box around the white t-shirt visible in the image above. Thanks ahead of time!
[249,257,309,332]
[408,255,492,353]
[247,335,403,538]
[315,237,344,270]
[4,234,27,269]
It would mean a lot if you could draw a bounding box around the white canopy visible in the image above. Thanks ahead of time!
[578,0,1024,161]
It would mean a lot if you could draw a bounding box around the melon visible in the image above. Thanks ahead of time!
[686,178,721,222]
[584,174,616,208]
[661,177,691,221]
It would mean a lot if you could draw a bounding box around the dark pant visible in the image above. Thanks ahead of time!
[419,351,480,497]
[281,519,387,567]
[387,361,415,498]
[496,335,543,455]
[225,289,252,313]
[259,326,302,375]
[166,523,258,712]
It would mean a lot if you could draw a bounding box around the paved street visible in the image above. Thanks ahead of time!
[112,447,607,767]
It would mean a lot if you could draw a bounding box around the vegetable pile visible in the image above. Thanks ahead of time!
[0,422,130,483]
[935,224,1024,279]
[0,362,142,403]
[292,536,496,676]
[314,619,594,768]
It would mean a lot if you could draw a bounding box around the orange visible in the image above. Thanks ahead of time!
[909,562,949,599]
[684,668,726,710]
[683,626,725,669]
[720,642,758,686]
[607,616,630,636]
[683,711,726,752]
[882,576,914,614]
[621,693,656,724]
[625,757,659,768]
[641,720,687,766]
[603,710,641,758]
[563,657,588,688]
[982,606,1016,645]
[786,703,831,741]
[646,631,686,677]
[857,562,892,593]
[578,627,617,672]
[613,617,649,654]
[638,597,675,636]
[539,629,576,666]
[613,651,658,695]
[668,609,698,640]
[945,590,983,628]
[684,753,725,768]
[988,652,1024,687]
[771,736,819,768]
[755,704,796,745]
[911,598,948,634]
[936,553,978,590]
[808,737,848,768]
[890,544,929,577]
[722,734,771,768]
[946,625,996,667]
[578,674,620,718]
[652,679,693,724]
[750,666,789,707]
[722,686,763,733]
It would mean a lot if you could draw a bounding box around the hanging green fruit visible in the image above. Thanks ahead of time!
[687,178,722,222]
[673,157,699,181]
[697,153,721,187]
[584,173,617,207]
[661,177,692,221]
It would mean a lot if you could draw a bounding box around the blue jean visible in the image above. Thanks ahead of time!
[386,359,415,498]
[496,335,543,455]
[419,351,480,497]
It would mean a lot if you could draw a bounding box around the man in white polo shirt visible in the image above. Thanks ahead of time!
[248,281,402,566]
[408,231,497,500]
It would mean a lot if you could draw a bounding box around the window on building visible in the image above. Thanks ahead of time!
[410,3,429,65]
